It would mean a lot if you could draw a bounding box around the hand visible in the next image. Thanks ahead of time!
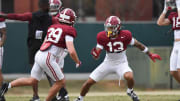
[76,61,81,68]
[148,53,162,62]
[91,48,101,60]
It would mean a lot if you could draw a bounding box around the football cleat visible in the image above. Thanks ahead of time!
[127,90,140,101]
[29,96,40,101]
[0,96,6,101]
[0,82,9,97]
[74,97,83,101]
[57,95,69,101]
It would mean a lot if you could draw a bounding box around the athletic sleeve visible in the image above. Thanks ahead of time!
[7,12,32,21]
[0,22,6,29]
[65,35,74,42]
[129,38,135,46]
[52,17,59,24]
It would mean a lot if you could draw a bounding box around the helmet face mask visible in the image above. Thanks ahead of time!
[166,0,177,10]
[104,16,121,38]
[49,0,62,16]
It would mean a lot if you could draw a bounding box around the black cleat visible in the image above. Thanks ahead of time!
[0,96,6,101]
[0,82,9,97]
[127,90,140,101]
[57,95,70,101]
[29,96,40,101]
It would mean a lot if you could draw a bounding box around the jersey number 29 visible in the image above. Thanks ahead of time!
[47,28,63,43]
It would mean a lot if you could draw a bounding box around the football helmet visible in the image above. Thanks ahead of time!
[49,0,62,16]
[104,16,121,38]
[57,8,77,25]
[166,0,176,10]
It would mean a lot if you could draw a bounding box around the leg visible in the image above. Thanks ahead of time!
[80,78,96,96]
[45,79,65,101]
[28,47,40,100]
[11,77,38,87]
[0,70,3,87]
[124,72,134,89]
[170,71,180,83]
[58,69,69,100]
[116,62,139,101]
[75,62,111,101]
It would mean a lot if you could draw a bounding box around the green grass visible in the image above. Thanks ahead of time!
[3,80,180,101]
[4,95,180,101]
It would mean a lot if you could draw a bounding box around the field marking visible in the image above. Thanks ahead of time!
[6,91,180,97]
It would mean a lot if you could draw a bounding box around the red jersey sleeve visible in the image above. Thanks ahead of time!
[97,32,105,46]
[66,27,77,38]
[168,12,176,23]
[52,17,59,24]
[7,12,32,21]
[123,30,133,45]
[0,18,5,22]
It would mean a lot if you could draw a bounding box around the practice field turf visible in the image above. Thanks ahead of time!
[3,80,180,101]
[4,94,180,101]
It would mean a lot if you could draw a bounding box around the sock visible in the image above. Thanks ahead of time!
[58,87,68,97]
[127,88,133,93]
[79,95,84,100]
[8,83,11,89]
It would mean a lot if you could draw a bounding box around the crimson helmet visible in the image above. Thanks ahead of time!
[104,16,121,38]
[49,0,62,16]
[166,0,176,10]
[57,8,77,25]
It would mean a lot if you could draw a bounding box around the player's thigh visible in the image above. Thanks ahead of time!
[115,62,133,80]
[177,48,180,69]
[170,47,178,71]
[56,57,64,69]
[43,52,64,81]
[90,62,112,82]
[31,62,44,81]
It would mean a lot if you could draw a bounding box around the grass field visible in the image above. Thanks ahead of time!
[3,80,180,101]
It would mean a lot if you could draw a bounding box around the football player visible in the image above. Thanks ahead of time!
[74,16,162,101]
[0,8,81,101]
[0,17,6,101]
[157,0,180,99]
[48,0,70,101]
[0,0,60,100]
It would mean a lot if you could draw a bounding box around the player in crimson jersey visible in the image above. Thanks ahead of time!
[74,16,162,101]
[0,8,81,101]
[0,17,6,101]
[48,0,70,101]
[157,0,180,97]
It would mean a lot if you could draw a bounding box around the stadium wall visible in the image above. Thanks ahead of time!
[3,22,179,88]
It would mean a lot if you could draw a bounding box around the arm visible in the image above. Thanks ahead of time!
[65,36,81,67]
[157,11,171,26]
[157,0,171,26]
[0,12,32,21]
[133,38,162,62]
[0,28,6,47]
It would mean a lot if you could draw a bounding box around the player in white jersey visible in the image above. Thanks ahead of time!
[158,0,180,91]
[0,17,6,101]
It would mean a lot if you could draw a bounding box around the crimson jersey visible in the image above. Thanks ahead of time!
[97,30,132,53]
[168,12,180,30]
[45,24,77,49]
